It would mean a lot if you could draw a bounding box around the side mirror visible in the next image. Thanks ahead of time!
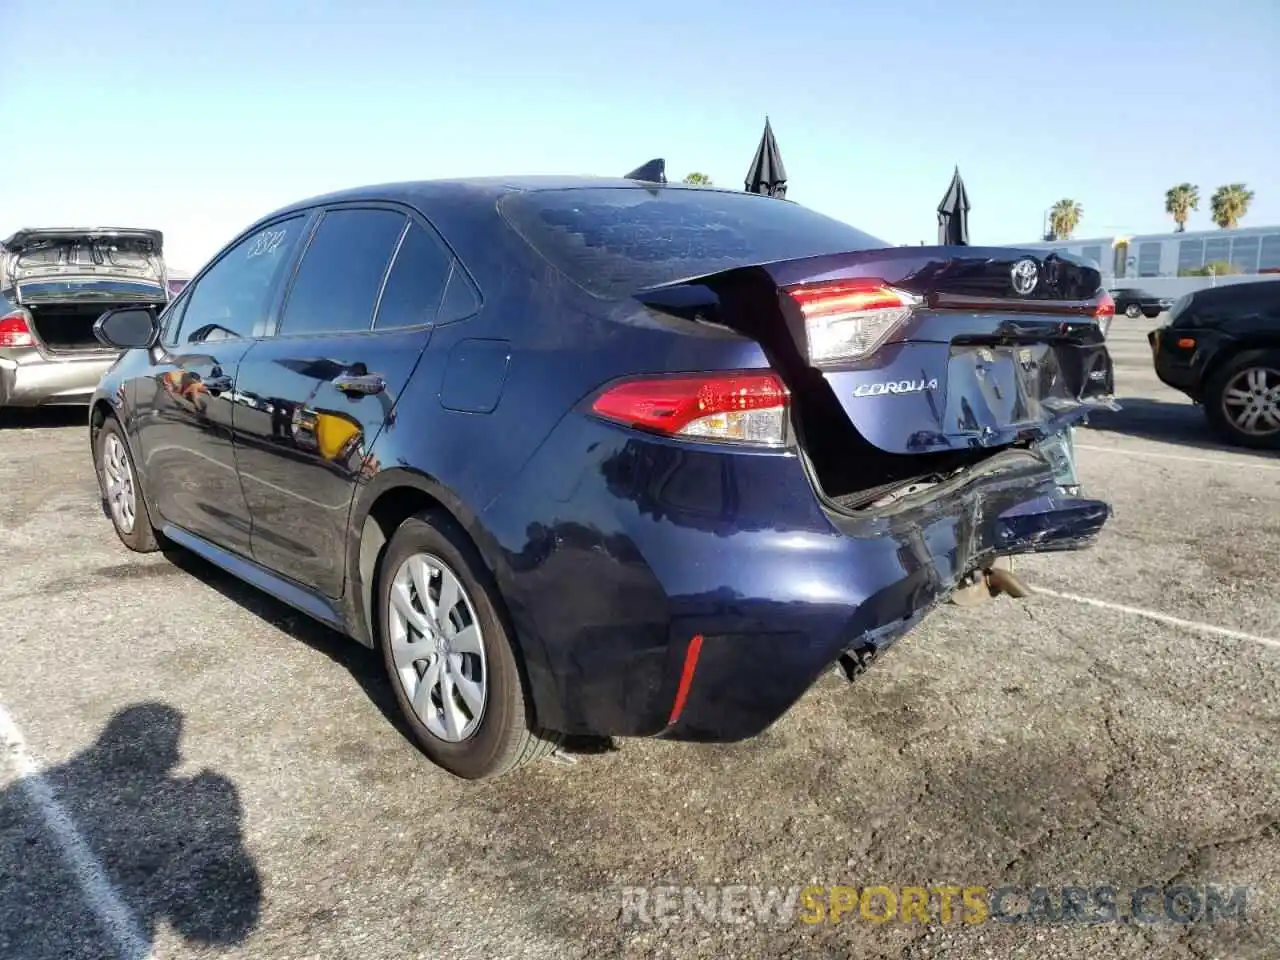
[95,307,159,350]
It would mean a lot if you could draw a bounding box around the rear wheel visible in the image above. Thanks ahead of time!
[1204,349,1280,450]
[376,511,559,779]
[1124,304,1142,319]
[93,417,162,553]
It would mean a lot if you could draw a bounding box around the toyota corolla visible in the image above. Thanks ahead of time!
[88,174,1115,778]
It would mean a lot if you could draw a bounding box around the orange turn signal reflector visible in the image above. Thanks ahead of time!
[1177,337,1196,349]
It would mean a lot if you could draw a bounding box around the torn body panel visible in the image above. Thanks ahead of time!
[635,246,1116,505]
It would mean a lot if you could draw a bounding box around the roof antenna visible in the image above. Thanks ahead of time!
[624,158,667,184]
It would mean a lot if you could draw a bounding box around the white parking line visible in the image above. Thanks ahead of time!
[1075,443,1280,471]
[1032,586,1280,650]
[0,703,155,960]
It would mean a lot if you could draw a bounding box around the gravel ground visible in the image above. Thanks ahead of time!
[0,318,1276,960]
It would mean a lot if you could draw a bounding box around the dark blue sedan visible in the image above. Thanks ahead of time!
[87,176,1115,778]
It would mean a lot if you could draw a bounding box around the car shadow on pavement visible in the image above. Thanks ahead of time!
[159,547,417,744]
[0,703,261,959]
[0,407,86,430]
[1082,396,1277,459]
[159,546,621,760]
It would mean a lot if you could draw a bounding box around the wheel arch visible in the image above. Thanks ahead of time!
[1200,335,1280,395]
[345,469,480,644]
[344,468,558,730]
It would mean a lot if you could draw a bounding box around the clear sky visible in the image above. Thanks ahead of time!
[2,0,1276,273]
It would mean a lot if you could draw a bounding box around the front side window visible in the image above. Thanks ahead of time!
[277,208,407,336]
[174,216,307,344]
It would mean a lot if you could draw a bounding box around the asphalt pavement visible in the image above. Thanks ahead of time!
[1,318,1276,960]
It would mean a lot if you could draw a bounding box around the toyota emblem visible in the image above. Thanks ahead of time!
[1010,258,1039,296]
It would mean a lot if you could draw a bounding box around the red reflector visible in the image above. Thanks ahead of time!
[667,633,704,726]
[1095,290,1116,319]
[784,278,909,318]
[590,372,787,436]
[0,311,36,348]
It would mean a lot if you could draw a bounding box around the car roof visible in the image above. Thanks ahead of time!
[1193,278,1280,304]
[232,176,756,292]
[258,175,743,222]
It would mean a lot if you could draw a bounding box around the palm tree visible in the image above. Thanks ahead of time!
[1210,184,1254,228]
[1164,183,1199,232]
[682,172,713,186]
[1049,199,1083,240]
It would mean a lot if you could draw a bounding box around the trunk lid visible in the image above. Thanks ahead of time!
[636,246,1116,506]
[640,246,1115,455]
[2,227,167,296]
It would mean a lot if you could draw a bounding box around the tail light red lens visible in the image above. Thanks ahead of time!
[1094,290,1115,337]
[0,311,36,348]
[590,372,789,446]
[782,278,918,364]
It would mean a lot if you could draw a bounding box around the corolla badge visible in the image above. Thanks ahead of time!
[1010,258,1040,296]
[853,378,939,398]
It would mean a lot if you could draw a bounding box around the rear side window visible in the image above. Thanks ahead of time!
[499,187,887,299]
[372,222,452,330]
[278,208,407,336]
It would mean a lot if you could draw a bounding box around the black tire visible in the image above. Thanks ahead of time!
[376,510,560,779]
[1203,348,1280,451]
[1124,304,1142,319]
[93,416,162,553]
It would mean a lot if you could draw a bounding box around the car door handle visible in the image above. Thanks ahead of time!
[203,374,233,394]
[334,374,387,396]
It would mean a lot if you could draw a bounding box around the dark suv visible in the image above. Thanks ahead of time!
[89,177,1114,778]
[1149,280,1280,448]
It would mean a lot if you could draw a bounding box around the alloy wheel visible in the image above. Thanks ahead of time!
[1221,365,1280,437]
[101,433,137,534]
[387,552,488,742]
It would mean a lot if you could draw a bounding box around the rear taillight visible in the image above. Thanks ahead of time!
[0,310,36,348]
[1095,290,1115,337]
[783,278,919,364]
[590,372,789,447]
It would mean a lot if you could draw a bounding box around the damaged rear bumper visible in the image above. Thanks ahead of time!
[658,448,1110,742]
[0,349,116,407]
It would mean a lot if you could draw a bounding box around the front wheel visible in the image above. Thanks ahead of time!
[376,511,559,779]
[93,417,162,553]
[1204,349,1280,450]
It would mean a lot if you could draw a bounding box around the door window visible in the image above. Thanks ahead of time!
[173,216,307,344]
[372,221,454,330]
[277,208,407,336]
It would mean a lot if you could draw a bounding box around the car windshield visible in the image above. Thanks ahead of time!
[499,186,888,299]
[15,278,166,301]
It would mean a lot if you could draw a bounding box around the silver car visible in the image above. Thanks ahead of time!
[0,227,170,408]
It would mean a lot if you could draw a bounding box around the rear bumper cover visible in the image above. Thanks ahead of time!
[484,417,1110,744]
[662,454,1108,742]
[0,349,115,406]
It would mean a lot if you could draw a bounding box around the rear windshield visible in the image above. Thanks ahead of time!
[499,187,887,298]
